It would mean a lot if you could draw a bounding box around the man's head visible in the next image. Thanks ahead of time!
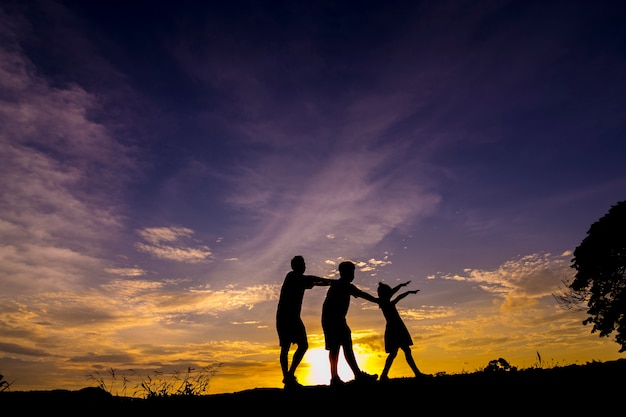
[291,255,306,274]
[338,261,355,281]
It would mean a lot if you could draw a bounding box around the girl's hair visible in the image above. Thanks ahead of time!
[377,282,392,299]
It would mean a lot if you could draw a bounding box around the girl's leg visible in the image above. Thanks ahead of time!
[381,348,398,380]
[401,346,421,376]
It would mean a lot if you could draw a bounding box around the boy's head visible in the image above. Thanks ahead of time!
[377,282,392,299]
[338,261,355,281]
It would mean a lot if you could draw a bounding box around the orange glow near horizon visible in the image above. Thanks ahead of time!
[300,346,388,385]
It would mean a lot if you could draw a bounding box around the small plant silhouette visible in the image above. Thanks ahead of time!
[0,373,15,392]
[139,365,219,398]
[87,368,131,396]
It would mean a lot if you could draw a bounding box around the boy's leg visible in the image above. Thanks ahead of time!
[342,341,361,375]
[343,343,377,381]
[329,348,344,385]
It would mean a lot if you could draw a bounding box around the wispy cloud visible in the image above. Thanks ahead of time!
[135,227,213,263]
[437,252,575,312]
[0,23,137,294]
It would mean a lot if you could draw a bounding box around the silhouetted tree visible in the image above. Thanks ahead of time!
[555,200,626,352]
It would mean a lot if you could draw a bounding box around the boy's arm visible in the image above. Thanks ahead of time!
[354,287,379,304]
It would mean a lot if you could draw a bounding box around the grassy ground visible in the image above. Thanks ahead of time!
[3,359,624,415]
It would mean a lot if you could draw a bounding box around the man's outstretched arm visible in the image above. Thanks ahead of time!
[306,276,334,286]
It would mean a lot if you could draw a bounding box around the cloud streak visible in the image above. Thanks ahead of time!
[135,227,213,263]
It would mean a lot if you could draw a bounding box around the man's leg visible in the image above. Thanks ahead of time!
[289,340,308,376]
[280,345,290,379]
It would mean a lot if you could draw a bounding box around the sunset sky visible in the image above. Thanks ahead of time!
[1,0,625,396]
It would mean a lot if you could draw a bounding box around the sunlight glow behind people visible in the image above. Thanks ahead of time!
[301,348,353,385]
[301,347,383,385]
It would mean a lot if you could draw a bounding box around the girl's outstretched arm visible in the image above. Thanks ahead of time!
[390,280,412,296]
[392,289,420,305]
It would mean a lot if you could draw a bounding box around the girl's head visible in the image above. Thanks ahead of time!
[377,282,392,299]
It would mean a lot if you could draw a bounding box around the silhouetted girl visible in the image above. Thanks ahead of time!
[376,281,426,380]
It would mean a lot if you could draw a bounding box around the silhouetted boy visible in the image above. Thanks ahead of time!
[321,260,378,386]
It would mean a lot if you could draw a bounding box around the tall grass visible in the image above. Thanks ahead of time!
[87,363,222,398]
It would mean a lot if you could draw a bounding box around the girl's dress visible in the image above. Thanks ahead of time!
[379,299,413,352]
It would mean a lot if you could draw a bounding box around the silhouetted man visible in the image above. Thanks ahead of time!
[276,255,332,389]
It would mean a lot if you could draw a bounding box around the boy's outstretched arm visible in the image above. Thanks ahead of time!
[355,288,379,304]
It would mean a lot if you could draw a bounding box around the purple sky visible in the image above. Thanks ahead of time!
[1,0,625,394]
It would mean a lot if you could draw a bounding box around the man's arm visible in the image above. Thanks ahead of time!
[305,276,334,286]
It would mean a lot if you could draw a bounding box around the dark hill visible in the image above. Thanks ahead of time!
[3,359,625,415]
